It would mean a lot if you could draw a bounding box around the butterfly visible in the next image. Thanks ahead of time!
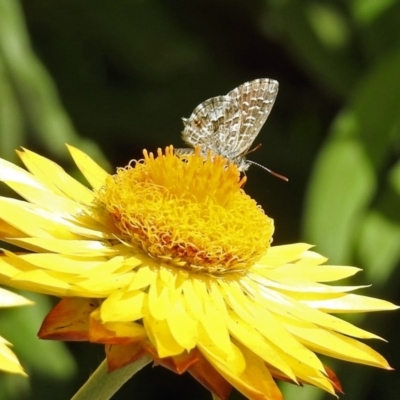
[175,78,287,180]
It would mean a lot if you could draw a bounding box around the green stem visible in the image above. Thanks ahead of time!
[71,355,152,400]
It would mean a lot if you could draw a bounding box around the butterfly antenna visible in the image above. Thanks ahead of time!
[247,160,289,181]
[246,143,263,155]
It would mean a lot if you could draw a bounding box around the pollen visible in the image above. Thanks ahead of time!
[98,146,274,275]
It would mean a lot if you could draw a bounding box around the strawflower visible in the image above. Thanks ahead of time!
[0,287,32,375]
[0,145,397,400]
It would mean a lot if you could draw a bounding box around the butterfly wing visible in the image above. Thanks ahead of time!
[181,95,241,157]
[178,79,279,172]
[226,78,278,157]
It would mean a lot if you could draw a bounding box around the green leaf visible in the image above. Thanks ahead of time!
[304,49,400,265]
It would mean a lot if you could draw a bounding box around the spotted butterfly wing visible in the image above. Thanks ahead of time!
[180,95,241,157]
[176,78,279,172]
[226,78,278,157]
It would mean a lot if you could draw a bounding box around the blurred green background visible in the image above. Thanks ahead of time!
[0,0,399,399]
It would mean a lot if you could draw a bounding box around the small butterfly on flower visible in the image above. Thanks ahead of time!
[175,78,287,180]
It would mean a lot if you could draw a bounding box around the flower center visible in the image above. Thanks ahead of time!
[98,146,274,275]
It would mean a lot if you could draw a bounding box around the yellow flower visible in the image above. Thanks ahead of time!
[0,145,397,399]
[0,288,32,375]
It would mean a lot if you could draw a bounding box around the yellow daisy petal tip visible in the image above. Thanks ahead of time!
[0,289,31,376]
[0,288,34,307]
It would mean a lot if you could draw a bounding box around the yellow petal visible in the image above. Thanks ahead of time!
[186,349,233,400]
[0,287,33,307]
[303,293,399,313]
[148,276,171,320]
[284,317,391,368]
[17,148,94,205]
[220,343,283,400]
[167,295,198,350]
[101,289,146,322]
[143,314,184,358]
[103,321,147,341]
[3,181,87,217]
[76,256,133,278]
[67,144,109,192]
[200,299,232,357]
[208,280,229,317]
[258,243,314,266]
[223,280,324,373]
[17,253,104,274]
[13,270,71,296]
[280,357,336,394]
[0,254,25,281]
[227,309,297,382]
[0,218,25,238]
[128,264,157,291]
[256,263,361,283]
[0,197,79,240]
[0,340,26,376]
[75,271,135,297]
[244,278,382,340]
[198,339,246,377]
[0,156,48,191]
[182,279,204,320]
[249,271,367,294]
